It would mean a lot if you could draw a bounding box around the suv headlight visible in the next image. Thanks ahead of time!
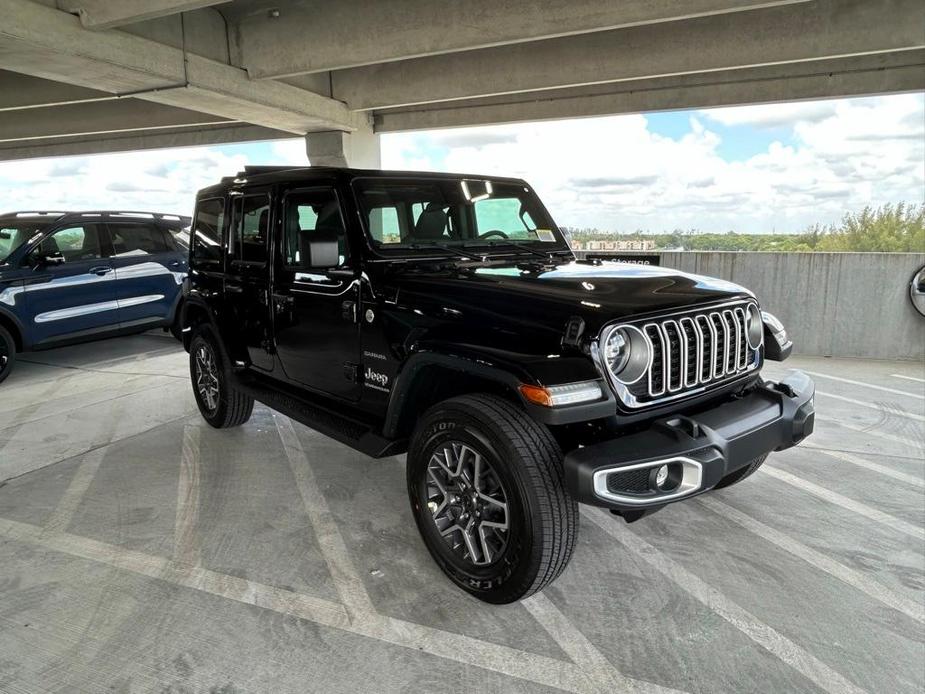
[745,303,763,349]
[601,325,650,384]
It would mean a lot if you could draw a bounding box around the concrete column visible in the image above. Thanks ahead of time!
[305,121,380,169]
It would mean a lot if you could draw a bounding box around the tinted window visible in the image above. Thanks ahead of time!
[233,195,270,264]
[283,190,347,267]
[37,225,103,262]
[192,198,224,265]
[1,221,47,264]
[109,223,170,257]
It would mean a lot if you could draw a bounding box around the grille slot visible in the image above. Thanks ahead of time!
[618,301,759,407]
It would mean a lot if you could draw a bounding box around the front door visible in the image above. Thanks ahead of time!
[21,223,118,346]
[225,189,274,372]
[272,186,360,401]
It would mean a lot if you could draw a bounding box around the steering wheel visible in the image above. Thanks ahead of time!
[479,230,509,239]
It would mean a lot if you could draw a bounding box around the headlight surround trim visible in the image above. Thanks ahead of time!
[599,323,651,386]
[745,302,763,349]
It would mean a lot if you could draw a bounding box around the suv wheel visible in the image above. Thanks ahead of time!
[407,394,578,604]
[189,327,254,428]
[0,325,15,385]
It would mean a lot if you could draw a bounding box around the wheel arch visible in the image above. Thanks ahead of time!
[0,307,26,352]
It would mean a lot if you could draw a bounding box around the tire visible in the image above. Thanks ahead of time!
[189,327,254,428]
[0,325,15,385]
[714,453,768,489]
[407,394,578,604]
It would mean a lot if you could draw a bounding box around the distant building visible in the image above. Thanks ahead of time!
[572,238,656,251]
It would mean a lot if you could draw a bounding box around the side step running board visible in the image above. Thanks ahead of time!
[235,377,407,459]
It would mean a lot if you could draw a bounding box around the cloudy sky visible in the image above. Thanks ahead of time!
[1,93,922,234]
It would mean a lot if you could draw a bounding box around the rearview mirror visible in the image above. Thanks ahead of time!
[298,230,339,269]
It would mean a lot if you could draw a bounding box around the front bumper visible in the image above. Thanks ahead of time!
[565,370,815,512]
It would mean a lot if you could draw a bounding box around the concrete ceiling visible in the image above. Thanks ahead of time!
[0,0,922,160]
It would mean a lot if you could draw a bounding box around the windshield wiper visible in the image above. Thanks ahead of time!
[488,241,556,259]
[408,243,484,261]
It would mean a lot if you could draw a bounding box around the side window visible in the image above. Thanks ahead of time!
[37,225,103,262]
[109,223,169,257]
[474,197,534,238]
[283,189,347,267]
[191,198,224,265]
[233,195,270,264]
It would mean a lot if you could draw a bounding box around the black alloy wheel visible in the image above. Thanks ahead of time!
[189,327,254,428]
[0,325,15,385]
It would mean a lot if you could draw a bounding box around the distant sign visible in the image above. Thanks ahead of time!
[588,253,661,266]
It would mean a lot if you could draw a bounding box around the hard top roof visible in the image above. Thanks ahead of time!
[197,166,530,197]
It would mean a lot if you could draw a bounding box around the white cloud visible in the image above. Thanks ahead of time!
[381,94,925,233]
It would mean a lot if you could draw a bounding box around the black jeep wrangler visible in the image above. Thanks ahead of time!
[181,166,814,604]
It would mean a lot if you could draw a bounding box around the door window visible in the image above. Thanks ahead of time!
[233,195,270,264]
[109,223,170,257]
[283,190,348,267]
[191,198,224,265]
[35,225,104,262]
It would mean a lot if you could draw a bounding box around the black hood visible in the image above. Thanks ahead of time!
[386,258,753,340]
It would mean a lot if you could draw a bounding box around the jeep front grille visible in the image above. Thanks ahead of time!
[602,301,761,409]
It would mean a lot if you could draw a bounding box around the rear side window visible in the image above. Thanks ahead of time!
[232,194,270,264]
[191,198,224,265]
[109,223,170,257]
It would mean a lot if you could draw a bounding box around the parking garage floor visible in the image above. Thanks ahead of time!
[0,333,922,694]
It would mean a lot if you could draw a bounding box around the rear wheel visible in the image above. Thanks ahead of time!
[0,325,15,385]
[189,328,254,428]
[407,394,578,604]
[714,453,768,489]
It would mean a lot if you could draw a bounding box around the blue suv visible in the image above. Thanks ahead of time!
[0,210,191,384]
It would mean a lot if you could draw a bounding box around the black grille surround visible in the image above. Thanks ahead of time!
[598,300,762,410]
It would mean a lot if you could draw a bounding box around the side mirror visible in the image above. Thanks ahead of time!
[298,230,340,269]
[34,250,65,267]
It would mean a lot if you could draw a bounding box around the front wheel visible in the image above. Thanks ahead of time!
[407,394,578,604]
[189,328,254,428]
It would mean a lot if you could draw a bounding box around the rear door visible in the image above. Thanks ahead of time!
[108,220,184,329]
[225,188,274,372]
[21,223,118,346]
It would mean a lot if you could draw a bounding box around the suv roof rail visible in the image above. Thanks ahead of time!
[74,211,192,224]
[4,211,68,218]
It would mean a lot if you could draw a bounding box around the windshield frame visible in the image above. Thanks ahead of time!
[350,175,572,260]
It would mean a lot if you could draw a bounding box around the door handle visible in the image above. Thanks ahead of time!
[89,266,113,276]
[341,300,357,323]
[225,285,244,294]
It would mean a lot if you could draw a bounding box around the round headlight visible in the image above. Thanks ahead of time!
[745,304,763,349]
[603,328,630,375]
[601,325,650,384]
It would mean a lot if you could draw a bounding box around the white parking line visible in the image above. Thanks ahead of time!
[523,592,683,694]
[801,446,925,488]
[44,448,107,534]
[582,508,865,694]
[892,374,925,385]
[174,425,201,567]
[801,370,924,400]
[816,415,924,451]
[0,514,642,694]
[759,467,925,541]
[699,497,925,624]
[816,390,925,423]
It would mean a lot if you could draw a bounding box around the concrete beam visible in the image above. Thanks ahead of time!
[0,99,233,143]
[0,123,288,161]
[374,52,925,131]
[60,0,231,30]
[332,0,925,110]
[305,122,381,168]
[0,70,116,111]
[0,0,356,133]
[235,0,810,78]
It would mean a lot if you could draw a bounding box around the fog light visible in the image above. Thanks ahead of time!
[654,464,669,489]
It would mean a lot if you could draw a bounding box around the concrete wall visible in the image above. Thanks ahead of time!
[575,251,925,360]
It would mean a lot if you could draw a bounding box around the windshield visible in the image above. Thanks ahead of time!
[0,220,48,264]
[353,177,567,254]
